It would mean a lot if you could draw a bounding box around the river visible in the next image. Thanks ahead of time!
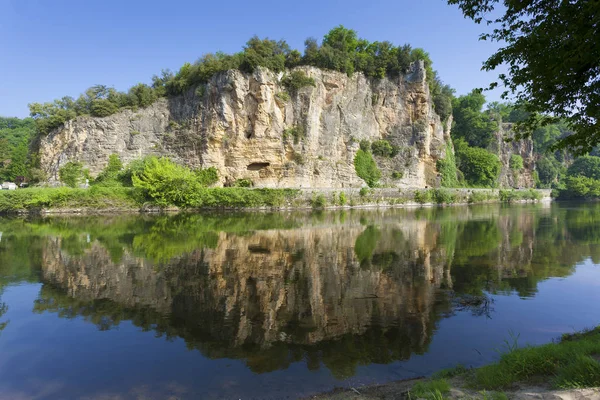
[0,202,599,399]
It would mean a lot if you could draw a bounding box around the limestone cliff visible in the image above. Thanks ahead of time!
[39,62,451,188]
[490,123,536,188]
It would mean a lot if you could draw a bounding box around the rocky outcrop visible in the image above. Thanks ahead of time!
[38,62,451,188]
[491,123,536,188]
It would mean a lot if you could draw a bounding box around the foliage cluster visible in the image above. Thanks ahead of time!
[509,155,523,171]
[0,117,37,182]
[499,189,541,203]
[449,0,600,154]
[370,140,399,158]
[283,125,306,144]
[28,26,453,135]
[354,148,381,188]
[454,140,501,187]
[437,142,460,187]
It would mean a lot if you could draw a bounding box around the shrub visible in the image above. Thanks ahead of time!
[281,71,315,91]
[339,191,347,205]
[371,140,398,158]
[437,143,460,187]
[195,167,219,186]
[432,188,455,204]
[312,193,326,209]
[354,149,381,188]
[455,142,501,187]
[559,176,600,199]
[414,189,433,204]
[94,154,124,184]
[567,155,600,180]
[510,154,524,170]
[391,171,403,179]
[132,157,201,207]
[359,187,370,197]
[499,189,542,202]
[233,178,253,188]
[275,92,290,102]
[59,162,84,188]
[283,125,305,144]
[359,139,371,152]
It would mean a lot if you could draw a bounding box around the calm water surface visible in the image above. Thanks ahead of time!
[0,203,599,399]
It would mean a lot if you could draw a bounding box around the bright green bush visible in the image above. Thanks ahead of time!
[509,154,524,170]
[59,162,84,188]
[354,149,381,188]
[456,141,501,187]
[132,157,201,207]
[195,167,219,186]
[559,176,600,199]
[499,189,542,202]
[339,191,347,205]
[437,142,460,187]
[94,154,124,184]
[567,155,600,180]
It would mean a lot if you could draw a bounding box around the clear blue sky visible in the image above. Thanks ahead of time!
[0,0,503,118]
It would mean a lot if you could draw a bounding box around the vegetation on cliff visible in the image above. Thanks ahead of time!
[449,0,600,154]
[28,26,454,136]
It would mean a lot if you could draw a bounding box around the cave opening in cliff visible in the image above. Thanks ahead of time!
[247,162,270,171]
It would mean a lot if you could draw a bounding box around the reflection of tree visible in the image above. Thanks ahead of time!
[0,301,8,334]
[4,203,600,376]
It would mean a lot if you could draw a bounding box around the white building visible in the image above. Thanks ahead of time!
[1,182,17,190]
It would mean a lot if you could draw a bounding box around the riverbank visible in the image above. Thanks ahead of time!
[308,326,600,400]
[0,187,551,215]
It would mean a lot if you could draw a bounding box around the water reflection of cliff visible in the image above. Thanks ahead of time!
[5,203,599,377]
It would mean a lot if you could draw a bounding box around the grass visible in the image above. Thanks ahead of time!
[472,326,600,390]
[0,186,300,212]
[409,379,450,400]
[408,326,600,398]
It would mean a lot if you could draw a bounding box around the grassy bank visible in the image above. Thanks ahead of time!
[310,326,600,399]
[410,326,600,400]
[0,187,548,214]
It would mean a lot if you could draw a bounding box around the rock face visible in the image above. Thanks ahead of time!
[491,123,536,188]
[39,62,451,188]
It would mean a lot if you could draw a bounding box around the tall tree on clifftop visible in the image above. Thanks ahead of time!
[448,0,600,154]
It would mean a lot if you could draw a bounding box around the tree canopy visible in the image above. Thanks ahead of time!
[448,0,600,154]
[29,26,454,135]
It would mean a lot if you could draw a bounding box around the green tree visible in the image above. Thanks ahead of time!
[132,157,201,207]
[509,155,524,171]
[455,141,501,187]
[567,156,600,181]
[536,155,564,187]
[354,149,381,188]
[448,0,600,154]
[452,90,497,149]
[59,162,84,188]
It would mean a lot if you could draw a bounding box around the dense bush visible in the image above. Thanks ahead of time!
[94,154,124,185]
[432,188,456,204]
[0,117,36,182]
[510,154,524,170]
[455,141,501,187]
[559,176,600,199]
[132,157,201,207]
[59,162,85,188]
[354,149,381,188]
[281,71,315,92]
[567,156,600,180]
[196,167,219,186]
[371,140,398,158]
